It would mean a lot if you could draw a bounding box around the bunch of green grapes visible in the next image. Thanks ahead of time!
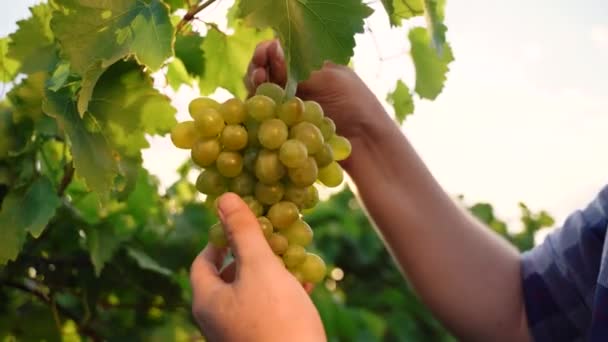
[170,83,352,285]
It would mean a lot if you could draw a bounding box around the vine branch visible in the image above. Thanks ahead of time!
[1,280,102,341]
[57,162,74,197]
[176,0,218,33]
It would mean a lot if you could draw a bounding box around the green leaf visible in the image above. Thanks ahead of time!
[386,80,414,124]
[0,176,61,264]
[7,72,47,123]
[424,0,447,51]
[409,27,453,100]
[238,0,373,93]
[127,247,172,277]
[85,220,132,276]
[163,0,190,11]
[175,33,205,77]
[52,0,175,114]
[167,58,192,90]
[47,60,72,92]
[381,0,424,26]
[200,25,272,99]
[42,88,118,196]
[7,3,57,74]
[0,38,20,82]
[88,61,177,157]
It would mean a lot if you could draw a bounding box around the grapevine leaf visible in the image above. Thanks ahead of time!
[88,61,177,157]
[0,176,61,264]
[0,38,20,82]
[175,33,205,77]
[167,58,192,90]
[7,72,47,123]
[423,0,447,52]
[52,0,175,114]
[386,80,414,124]
[7,3,58,74]
[163,0,190,11]
[47,61,72,92]
[86,220,132,276]
[381,0,424,26]
[42,88,117,196]
[127,247,172,277]
[409,27,453,100]
[200,25,272,99]
[238,0,373,89]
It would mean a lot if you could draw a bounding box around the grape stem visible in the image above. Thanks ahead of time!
[176,0,218,33]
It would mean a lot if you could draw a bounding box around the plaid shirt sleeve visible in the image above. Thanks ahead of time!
[520,186,608,341]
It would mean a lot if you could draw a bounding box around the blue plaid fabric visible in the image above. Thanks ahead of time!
[521,185,608,341]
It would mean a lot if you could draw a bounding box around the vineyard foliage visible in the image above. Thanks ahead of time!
[0,0,552,340]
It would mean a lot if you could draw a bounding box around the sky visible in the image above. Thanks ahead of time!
[1,0,607,236]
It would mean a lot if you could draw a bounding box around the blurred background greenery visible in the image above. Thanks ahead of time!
[0,160,555,341]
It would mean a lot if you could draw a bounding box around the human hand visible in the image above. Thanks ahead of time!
[190,193,326,342]
[245,40,389,147]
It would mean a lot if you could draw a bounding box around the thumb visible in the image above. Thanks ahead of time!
[217,193,274,266]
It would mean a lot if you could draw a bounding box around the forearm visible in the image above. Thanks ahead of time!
[343,109,530,341]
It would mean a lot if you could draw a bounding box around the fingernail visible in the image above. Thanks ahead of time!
[218,193,240,218]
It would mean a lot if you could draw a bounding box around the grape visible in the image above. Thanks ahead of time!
[170,121,199,149]
[229,172,255,196]
[302,186,319,210]
[209,223,228,248]
[221,125,248,151]
[299,253,327,283]
[329,136,352,161]
[318,117,336,141]
[268,233,289,255]
[290,269,305,283]
[242,196,264,217]
[255,182,284,205]
[191,138,221,167]
[246,95,276,121]
[258,119,288,150]
[220,98,247,124]
[290,122,324,155]
[287,157,318,187]
[279,139,308,168]
[313,143,334,168]
[282,219,313,247]
[255,149,286,185]
[284,184,309,209]
[283,245,306,268]
[256,82,285,104]
[243,147,259,172]
[277,97,304,126]
[177,91,349,284]
[302,101,324,126]
[194,108,225,138]
[258,216,274,238]
[189,97,220,119]
[318,161,344,188]
[267,201,299,229]
[216,152,243,178]
[196,169,227,195]
[245,120,260,147]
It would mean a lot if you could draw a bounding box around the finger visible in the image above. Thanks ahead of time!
[217,193,274,266]
[220,261,237,282]
[303,282,315,295]
[268,40,287,87]
[252,40,274,67]
[251,67,268,89]
[190,244,225,299]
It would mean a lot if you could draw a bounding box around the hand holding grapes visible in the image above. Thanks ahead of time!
[245,40,388,152]
[190,193,326,342]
